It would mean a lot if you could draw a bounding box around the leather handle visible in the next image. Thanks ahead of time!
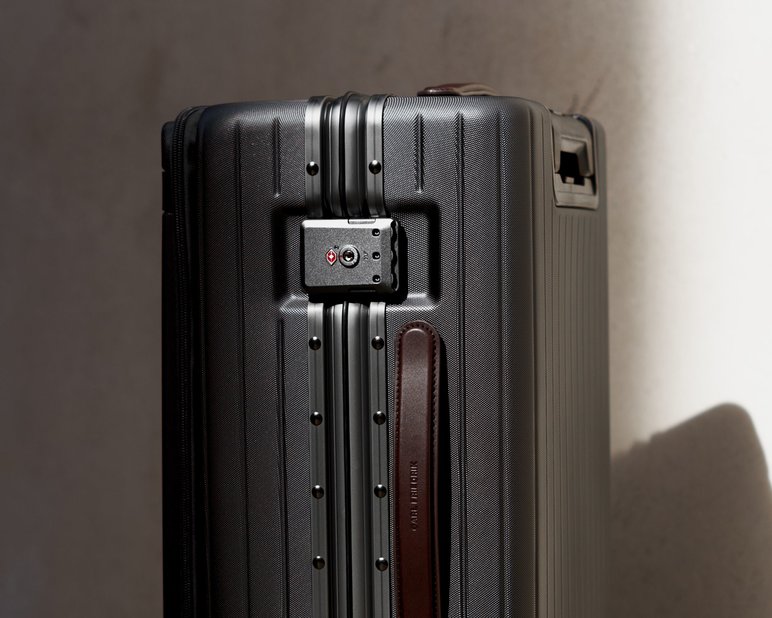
[393,321,441,618]
[417,82,499,96]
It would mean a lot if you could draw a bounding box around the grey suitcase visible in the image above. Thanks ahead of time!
[162,84,609,618]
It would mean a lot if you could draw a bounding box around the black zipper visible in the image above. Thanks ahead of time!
[166,106,205,618]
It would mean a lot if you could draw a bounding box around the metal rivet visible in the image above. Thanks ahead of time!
[372,251,380,260]
[309,336,322,350]
[313,556,325,569]
[372,228,380,237]
[373,410,386,425]
[372,275,381,283]
[371,336,384,350]
[368,160,382,174]
[312,485,324,499]
[310,411,323,426]
[375,557,388,571]
[374,484,387,498]
[306,161,319,176]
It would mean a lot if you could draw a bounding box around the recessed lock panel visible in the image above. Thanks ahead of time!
[302,218,399,294]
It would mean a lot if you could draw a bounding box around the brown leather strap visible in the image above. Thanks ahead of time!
[417,82,499,96]
[393,321,441,618]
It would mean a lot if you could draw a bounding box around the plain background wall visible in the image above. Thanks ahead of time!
[1,0,770,616]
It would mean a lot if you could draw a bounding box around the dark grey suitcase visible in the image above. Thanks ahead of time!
[162,85,608,618]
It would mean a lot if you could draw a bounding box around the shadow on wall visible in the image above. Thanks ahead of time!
[610,404,772,617]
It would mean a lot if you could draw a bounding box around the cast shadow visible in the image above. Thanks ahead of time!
[610,404,772,617]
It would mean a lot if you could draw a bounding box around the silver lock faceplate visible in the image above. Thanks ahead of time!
[302,218,399,295]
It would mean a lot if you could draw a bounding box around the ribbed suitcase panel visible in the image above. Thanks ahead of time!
[536,117,609,618]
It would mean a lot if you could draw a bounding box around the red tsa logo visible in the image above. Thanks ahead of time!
[325,249,338,265]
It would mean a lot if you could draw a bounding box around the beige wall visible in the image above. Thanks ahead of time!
[1,0,770,615]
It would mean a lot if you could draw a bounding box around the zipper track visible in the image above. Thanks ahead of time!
[168,106,205,618]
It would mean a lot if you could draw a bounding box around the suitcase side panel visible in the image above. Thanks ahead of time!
[534,114,609,618]
[382,96,540,618]
[383,97,609,618]
[196,102,312,618]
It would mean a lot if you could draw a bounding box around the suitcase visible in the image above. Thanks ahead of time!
[162,84,609,618]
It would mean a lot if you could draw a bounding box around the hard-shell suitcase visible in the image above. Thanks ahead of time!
[162,85,609,618]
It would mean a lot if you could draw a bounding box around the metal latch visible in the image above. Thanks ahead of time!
[302,218,400,294]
